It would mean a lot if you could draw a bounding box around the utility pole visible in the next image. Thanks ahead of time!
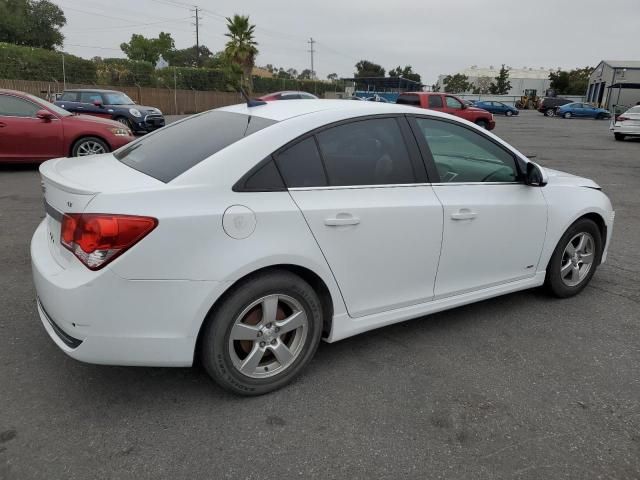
[307,37,315,79]
[192,7,201,67]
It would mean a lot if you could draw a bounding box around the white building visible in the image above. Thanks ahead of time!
[586,60,640,109]
[437,65,554,96]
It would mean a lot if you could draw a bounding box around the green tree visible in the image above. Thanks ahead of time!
[549,67,594,95]
[473,75,492,94]
[165,44,213,68]
[327,72,338,81]
[224,14,258,92]
[355,60,385,78]
[489,64,512,94]
[388,65,421,83]
[120,32,174,64]
[298,68,313,80]
[0,0,66,49]
[443,73,472,93]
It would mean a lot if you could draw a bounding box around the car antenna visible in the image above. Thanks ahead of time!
[239,87,266,107]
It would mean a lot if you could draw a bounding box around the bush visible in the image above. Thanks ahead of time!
[0,42,96,83]
[95,58,155,86]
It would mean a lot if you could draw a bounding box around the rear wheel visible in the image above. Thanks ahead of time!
[545,218,602,298]
[200,271,323,396]
[71,137,109,157]
[475,119,489,129]
[563,112,572,119]
[614,133,625,141]
[545,109,555,117]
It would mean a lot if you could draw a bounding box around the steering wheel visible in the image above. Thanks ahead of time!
[479,166,514,182]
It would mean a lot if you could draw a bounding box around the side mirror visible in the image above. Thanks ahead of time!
[93,100,103,107]
[36,110,54,121]
[525,162,547,187]
[461,103,468,109]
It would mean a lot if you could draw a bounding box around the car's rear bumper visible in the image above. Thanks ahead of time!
[487,119,496,130]
[613,125,640,135]
[31,219,225,367]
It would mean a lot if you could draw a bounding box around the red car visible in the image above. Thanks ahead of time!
[257,91,318,101]
[0,89,135,163]
[396,92,496,130]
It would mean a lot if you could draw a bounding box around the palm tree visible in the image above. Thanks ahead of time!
[224,14,258,93]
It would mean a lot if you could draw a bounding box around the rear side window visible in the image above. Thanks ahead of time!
[60,92,78,101]
[316,118,415,186]
[275,137,327,188]
[115,111,277,182]
[428,95,443,108]
[396,94,420,106]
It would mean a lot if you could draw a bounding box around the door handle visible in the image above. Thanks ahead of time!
[451,209,477,221]
[325,215,360,226]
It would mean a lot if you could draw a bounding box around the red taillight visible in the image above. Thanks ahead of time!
[617,115,629,122]
[60,214,157,270]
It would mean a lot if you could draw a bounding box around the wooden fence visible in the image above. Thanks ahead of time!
[0,78,260,114]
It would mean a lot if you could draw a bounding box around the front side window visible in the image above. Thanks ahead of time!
[0,95,39,117]
[316,118,415,186]
[115,111,277,182]
[414,117,519,183]
[428,95,443,108]
[445,96,463,109]
[80,92,103,104]
[103,92,135,105]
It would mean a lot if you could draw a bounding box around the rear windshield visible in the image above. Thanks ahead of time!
[115,111,277,182]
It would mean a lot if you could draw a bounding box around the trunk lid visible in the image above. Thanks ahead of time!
[39,154,163,268]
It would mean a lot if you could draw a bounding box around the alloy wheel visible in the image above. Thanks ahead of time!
[76,141,106,156]
[560,232,595,287]
[228,294,308,379]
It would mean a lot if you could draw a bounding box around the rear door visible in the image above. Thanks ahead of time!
[283,116,444,317]
[427,94,445,112]
[0,93,64,162]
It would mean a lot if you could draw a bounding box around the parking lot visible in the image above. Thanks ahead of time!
[1,111,638,479]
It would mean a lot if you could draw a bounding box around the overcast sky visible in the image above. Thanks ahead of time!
[55,0,640,85]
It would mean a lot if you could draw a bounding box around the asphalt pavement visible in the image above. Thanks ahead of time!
[1,111,639,479]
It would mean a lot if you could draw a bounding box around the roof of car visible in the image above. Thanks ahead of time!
[219,99,428,122]
[62,89,122,93]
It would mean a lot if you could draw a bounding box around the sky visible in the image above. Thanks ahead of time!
[54,0,640,85]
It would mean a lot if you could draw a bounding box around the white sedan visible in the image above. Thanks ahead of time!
[613,105,640,141]
[32,100,614,395]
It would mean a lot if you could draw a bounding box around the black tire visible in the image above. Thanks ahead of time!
[545,109,555,117]
[114,116,132,129]
[563,112,572,119]
[475,119,489,129]
[71,136,110,157]
[545,218,602,298]
[200,270,323,396]
[614,133,625,141]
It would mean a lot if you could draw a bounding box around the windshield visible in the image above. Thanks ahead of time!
[25,93,71,117]
[115,110,277,182]
[104,92,135,105]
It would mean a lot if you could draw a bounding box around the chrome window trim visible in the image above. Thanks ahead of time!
[287,181,523,191]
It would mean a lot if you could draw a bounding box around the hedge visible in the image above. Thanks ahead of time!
[0,43,342,96]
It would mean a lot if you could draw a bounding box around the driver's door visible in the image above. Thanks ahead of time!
[409,116,547,298]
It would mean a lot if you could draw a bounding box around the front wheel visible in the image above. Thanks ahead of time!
[475,119,489,129]
[71,137,109,157]
[200,271,323,395]
[563,112,572,119]
[545,109,555,117]
[545,218,602,298]
[505,110,513,117]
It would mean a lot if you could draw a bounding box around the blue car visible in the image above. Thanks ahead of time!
[474,100,519,116]
[557,102,611,120]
